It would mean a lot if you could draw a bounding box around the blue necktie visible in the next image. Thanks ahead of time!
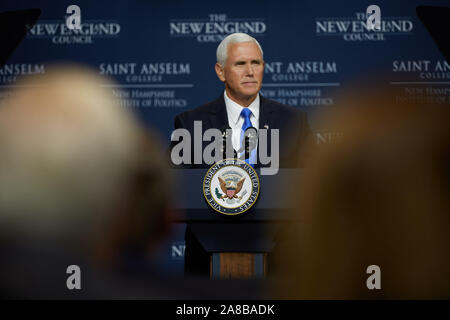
[240,108,257,166]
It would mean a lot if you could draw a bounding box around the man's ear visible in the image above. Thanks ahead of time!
[215,63,226,82]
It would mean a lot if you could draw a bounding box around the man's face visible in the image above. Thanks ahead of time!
[215,41,264,106]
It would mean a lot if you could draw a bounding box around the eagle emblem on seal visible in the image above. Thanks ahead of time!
[204,159,259,215]
[217,175,245,200]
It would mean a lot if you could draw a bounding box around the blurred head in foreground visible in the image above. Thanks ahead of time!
[274,87,450,299]
[0,65,172,297]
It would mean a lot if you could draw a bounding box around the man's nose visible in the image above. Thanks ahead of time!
[245,64,254,76]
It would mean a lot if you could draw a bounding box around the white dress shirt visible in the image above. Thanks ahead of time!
[224,90,260,153]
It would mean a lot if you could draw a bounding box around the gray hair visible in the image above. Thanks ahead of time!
[0,66,146,244]
[216,33,263,66]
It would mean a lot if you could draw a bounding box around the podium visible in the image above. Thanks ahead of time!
[173,168,302,279]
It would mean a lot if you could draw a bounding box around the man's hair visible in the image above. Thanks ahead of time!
[216,33,263,66]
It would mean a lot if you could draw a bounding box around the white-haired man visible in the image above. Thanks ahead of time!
[172,33,312,276]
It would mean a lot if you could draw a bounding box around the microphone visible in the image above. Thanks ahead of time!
[220,125,237,159]
[237,126,258,160]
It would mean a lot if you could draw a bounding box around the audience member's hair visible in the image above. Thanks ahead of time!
[0,65,172,275]
[273,87,450,299]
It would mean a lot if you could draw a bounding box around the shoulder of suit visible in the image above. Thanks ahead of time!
[175,97,221,121]
[175,95,306,121]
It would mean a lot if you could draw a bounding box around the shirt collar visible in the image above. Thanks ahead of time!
[224,90,260,126]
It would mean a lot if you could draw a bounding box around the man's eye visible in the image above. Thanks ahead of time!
[252,61,261,65]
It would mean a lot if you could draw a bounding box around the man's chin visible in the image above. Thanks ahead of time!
[241,93,258,101]
[239,89,259,99]
[226,88,259,105]
[241,83,259,90]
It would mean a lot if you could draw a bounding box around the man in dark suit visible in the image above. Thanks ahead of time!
[171,33,312,276]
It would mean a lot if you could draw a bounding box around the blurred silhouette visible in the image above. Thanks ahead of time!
[0,65,176,298]
[0,9,41,67]
[417,6,450,63]
[271,87,450,299]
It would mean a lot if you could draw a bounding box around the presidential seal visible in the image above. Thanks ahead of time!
[203,159,260,216]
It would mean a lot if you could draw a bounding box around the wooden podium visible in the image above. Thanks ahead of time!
[210,253,267,279]
[174,169,302,279]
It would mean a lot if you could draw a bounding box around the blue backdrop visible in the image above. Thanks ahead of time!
[1,0,449,276]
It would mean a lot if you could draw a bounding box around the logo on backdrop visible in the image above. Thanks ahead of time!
[99,62,191,83]
[26,20,121,44]
[0,64,45,85]
[169,14,266,42]
[259,61,339,107]
[316,131,344,144]
[391,60,450,105]
[315,10,413,41]
[203,159,259,216]
[264,61,337,83]
[98,62,191,108]
[392,60,450,80]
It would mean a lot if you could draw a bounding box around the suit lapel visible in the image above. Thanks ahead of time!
[259,96,274,129]
[208,94,229,131]
[258,96,273,166]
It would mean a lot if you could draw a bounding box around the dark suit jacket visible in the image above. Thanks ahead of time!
[171,93,312,276]
[172,93,311,169]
